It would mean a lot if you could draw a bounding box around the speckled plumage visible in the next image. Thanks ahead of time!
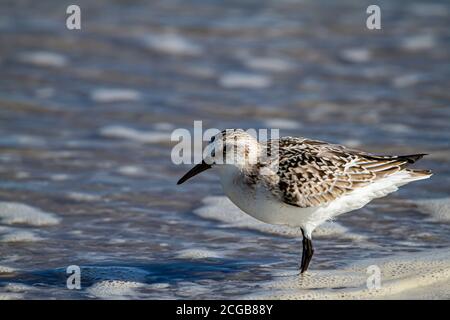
[259,137,431,208]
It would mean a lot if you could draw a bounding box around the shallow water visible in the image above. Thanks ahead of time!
[0,0,449,299]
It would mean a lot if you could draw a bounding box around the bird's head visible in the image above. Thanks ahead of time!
[177,129,259,185]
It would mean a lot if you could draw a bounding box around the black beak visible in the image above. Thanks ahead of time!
[177,161,212,185]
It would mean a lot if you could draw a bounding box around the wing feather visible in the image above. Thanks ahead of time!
[265,137,427,208]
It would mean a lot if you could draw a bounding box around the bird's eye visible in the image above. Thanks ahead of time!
[210,136,215,143]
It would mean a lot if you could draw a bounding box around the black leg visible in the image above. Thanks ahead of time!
[300,229,314,273]
[300,234,306,270]
[302,237,314,273]
[300,229,306,270]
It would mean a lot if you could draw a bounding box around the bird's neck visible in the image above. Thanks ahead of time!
[217,162,258,183]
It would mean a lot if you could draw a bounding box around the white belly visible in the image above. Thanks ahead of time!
[217,165,319,229]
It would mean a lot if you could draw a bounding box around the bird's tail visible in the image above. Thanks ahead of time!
[397,153,427,163]
[398,153,432,182]
[405,168,433,181]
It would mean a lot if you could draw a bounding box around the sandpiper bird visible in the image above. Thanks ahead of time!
[177,129,432,273]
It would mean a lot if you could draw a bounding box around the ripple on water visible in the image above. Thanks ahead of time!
[413,198,450,222]
[401,35,437,51]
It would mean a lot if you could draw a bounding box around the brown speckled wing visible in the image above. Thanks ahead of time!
[267,137,425,208]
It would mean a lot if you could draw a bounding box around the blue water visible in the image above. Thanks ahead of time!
[0,0,449,299]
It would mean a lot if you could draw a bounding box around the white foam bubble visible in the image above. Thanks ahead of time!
[219,72,272,89]
[413,198,450,222]
[3,283,34,293]
[338,139,362,148]
[401,35,436,51]
[245,57,293,72]
[245,248,450,299]
[117,165,146,177]
[99,125,169,144]
[0,202,60,226]
[10,135,46,147]
[108,238,127,245]
[177,281,213,298]
[153,122,175,131]
[87,280,145,299]
[15,171,30,179]
[264,118,301,130]
[0,292,23,300]
[176,248,223,259]
[0,229,42,243]
[340,48,371,63]
[18,51,68,68]
[50,174,71,181]
[91,88,142,103]
[81,266,151,299]
[194,196,365,241]
[0,265,16,274]
[148,283,170,289]
[66,192,101,202]
[143,33,202,56]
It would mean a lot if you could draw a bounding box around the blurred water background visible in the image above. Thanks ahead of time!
[0,0,449,299]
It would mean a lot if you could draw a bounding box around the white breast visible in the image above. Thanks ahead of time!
[216,165,318,228]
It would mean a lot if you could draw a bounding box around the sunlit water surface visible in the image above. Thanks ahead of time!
[0,0,449,299]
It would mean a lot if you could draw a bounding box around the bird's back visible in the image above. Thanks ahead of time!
[260,137,432,209]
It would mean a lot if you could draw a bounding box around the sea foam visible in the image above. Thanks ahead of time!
[82,266,151,299]
[176,248,223,260]
[66,192,102,202]
[0,265,16,274]
[219,72,272,89]
[142,33,202,56]
[91,88,141,103]
[0,202,60,226]
[18,51,67,68]
[87,280,146,299]
[340,48,371,63]
[244,57,293,72]
[263,118,301,130]
[99,125,169,144]
[401,35,436,51]
[0,229,42,243]
[117,165,146,177]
